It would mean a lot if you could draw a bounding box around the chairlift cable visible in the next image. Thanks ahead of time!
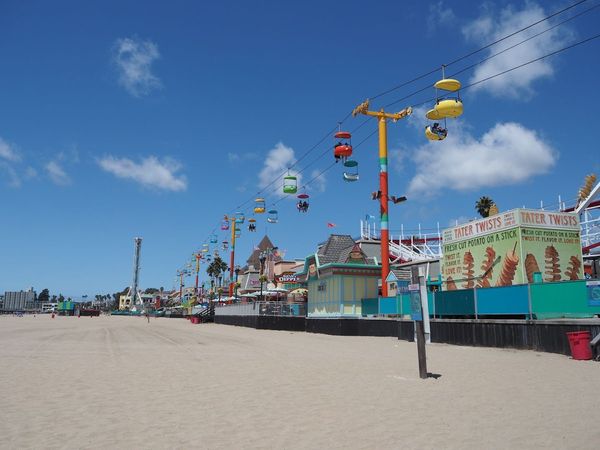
[370,0,589,101]
[184,1,595,269]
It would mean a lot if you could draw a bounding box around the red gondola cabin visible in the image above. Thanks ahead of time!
[334,131,352,161]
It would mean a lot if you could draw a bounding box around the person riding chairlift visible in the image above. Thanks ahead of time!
[334,141,344,163]
[297,200,309,212]
[431,122,447,138]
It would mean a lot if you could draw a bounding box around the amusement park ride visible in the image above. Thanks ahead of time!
[179,62,600,297]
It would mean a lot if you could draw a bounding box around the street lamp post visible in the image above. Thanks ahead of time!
[259,252,267,302]
[234,266,240,301]
[217,275,222,303]
[194,253,201,302]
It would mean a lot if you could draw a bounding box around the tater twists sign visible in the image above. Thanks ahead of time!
[442,208,583,289]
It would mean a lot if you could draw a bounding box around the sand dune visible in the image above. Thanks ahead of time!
[0,315,598,449]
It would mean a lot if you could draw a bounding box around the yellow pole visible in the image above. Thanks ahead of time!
[229,216,236,298]
[352,100,411,297]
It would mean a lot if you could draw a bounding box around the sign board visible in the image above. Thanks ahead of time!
[410,291,423,321]
[587,280,600,306]
[408,283,420,292]
[275,273,299,283]
[442,208,583,289]
[443,209,579,243]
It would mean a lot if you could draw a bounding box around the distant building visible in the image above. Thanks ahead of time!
[119,292,161,310]
[41,302,58,313]
[2,288,37,311]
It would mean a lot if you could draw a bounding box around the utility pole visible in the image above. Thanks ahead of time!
[227,215,242,297]
[177,269,187,303]
[352,100,412,296]
[194,253,201,301]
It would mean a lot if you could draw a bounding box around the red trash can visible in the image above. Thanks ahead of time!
[566,331,592,360]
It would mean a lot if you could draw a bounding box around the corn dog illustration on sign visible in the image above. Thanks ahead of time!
[442,209,583,288]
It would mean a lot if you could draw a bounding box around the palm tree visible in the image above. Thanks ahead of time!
[475,196,495,218]
[207,256,228,287]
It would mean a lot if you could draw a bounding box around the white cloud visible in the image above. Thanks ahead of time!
[25,166,37,179]
[407,121,556,195]
[427,1,456,34]
[98,155,187,191]
[56,146,80,164]
[389,149,408,173]
[462,3,574,98]
[45,161,71,186]
[228,152,258,164]
[258,142,301,195]
[113,37,161,97]
[0,162,21,187]
[309,169,326,193]
[0,137,20,162]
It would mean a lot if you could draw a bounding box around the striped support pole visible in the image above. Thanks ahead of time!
[379,116,390,297]
[229,217,236,297]
[195,254,200,298]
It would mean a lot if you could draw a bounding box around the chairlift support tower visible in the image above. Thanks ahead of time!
[352,99,412,296]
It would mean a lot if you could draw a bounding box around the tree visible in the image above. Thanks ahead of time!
[144,288,159,294]
[475,196,495,218]
[38,288,50,303]
[207,256,228,286]
[51,295,57,302]
[58,294,65,303]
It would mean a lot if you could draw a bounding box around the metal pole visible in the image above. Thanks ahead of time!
[229,217,236,297]
[378,116,390,297]
[195,254,200,299]
[179,272,183,302]
[352,100,411,298]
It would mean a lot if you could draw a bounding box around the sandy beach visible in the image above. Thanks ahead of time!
[0,315,598,449]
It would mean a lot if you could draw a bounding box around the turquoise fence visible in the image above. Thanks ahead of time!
[361,280,600,319]
[530,280,591,319]
[476,284,529,316]
[361,294,432,317]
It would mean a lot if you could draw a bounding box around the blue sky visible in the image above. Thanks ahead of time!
[1,0,598,297]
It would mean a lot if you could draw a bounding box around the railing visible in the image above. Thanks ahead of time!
[214,302,306,317]
[360,220,443,261]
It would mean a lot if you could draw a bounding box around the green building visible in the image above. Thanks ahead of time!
[299,235,381,317]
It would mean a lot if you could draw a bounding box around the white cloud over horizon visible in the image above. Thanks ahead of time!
[228,152,258,164]
[98,155,187,191]
[0,162,21,188]
[0,137,20,162]
[0,137,23,189]
[462,2,574,98]
[407,121,556,195]
[113,37,161,97]
[427,1,456,34]
[258,142,301,196]
[309,169,326,193]
[45,161,71,186]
